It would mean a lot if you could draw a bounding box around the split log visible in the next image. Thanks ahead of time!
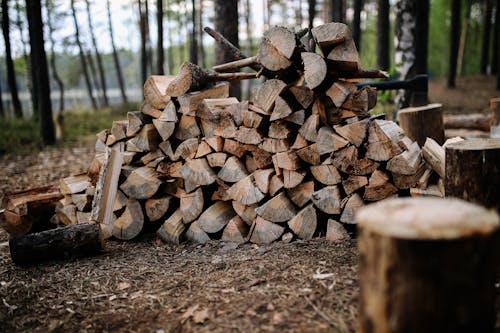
[325,80,357,107]
[207,152,228,168]
[287,181,314,207]
[235,127,263,145]
[274,151,301,170]
[141,102,162,118]
[144,75,173,109]
[422,137,445,178]
[227,174,265,205]
[249,217,285,244]
[342,175,368,195]
[357,197,500,333]
[110,120,128,142]
[398,103,444,146]
[312,186,342,214]
[214,117,238,139]
[270,96,293,121]
[127,111,150,137]
[113,199,144,240]
[366,119,404,161]
[179,187,204,223]
[310,164,342,185]
[157,208,185,244]
[326,219,349,242]
[311,22,351,55]
[158,101,178,121]
[257,38,292,71]
[72,193,93,212]
[302,52,327,89]
[221,216,249,243]
[269,121,292,139]
[185,221,210,244]
[341,87,376,114]
[152,119,176,141]
[223,139,246,158]
[269,174,284,196]
[218,156,248,183]
[327,39,359,71]
[291,133,308,149]
[197,97,239,120]
[386,141,422,175]
[259,138,290,153]
[317,126,349,155]
[174,115,201,140]
[299,114,320,142]
[174,138,199,160]
[333,146,379,175]
[289,86,314,109]
[232,201,257,226]
[335,118,369,147]
[55,204,77,225]
[285,110,306,125]
[9,223,103,265]
[120,167,161,199]
[179,158,217,186]
[282,169,306,188]
[126,124,161,152]
[178,82,230,115]
[363,170,398,201]
[145,195,172,222]
[288,204,317,240]
[60,174,90,195]
[206,136,224,152]
[410,185,444,198]
[197,201,235,233]
[296,143,320,165]
[90,144,124,239]
[253,168,274,194]
[255,192,297,222]
[445,139,500,213]
[252,79,287,114]
[392,163,426,189]
[263,26,296,59]
[241,109,263,128]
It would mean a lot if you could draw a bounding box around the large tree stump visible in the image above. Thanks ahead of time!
[398,103,444,146]
[445,138,500,213]
[490,97,500,138]
[357,198,499,333]
[9,223,104,265]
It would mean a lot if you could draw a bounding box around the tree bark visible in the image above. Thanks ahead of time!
[46,0,64,114]
[480,0,492,74]
[71,0,97,110]
[0,70,4,117]
[85,0,109,106]
[352,0,363,52]
[445,139,500,213]
[492,0,499,75]
[197,0,205,68]
[377,0,389,71]
[190,0,198,65]
[308,0,316,30]
[166,0,174,74]
[214,0,240,98]
[139,0,148,85]
[2,0,23,118]
[157,0,164,74]
[394,0,416,110]
[85,49,101,107]
[330,0,344,22]
[26,0,55,145]
[415,0,429,75]
[15,0,35,115]
[398,103,444,146]
[358,198,499,333]
[448,0,461,88]
[106,0,127,103]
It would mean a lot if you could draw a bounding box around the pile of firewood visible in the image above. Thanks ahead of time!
[2,23,438,245]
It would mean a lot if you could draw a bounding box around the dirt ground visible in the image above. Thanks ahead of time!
[0,76,499,332]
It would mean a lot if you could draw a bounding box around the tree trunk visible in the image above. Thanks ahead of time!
[46,0,64,114]
[376,0,389,70]
[358,198,499,333]
[0,71,4,117]
[481,0,492,74]
[308,0,316,30]
[448,0,461,88]
[71,0,97,110]
[190,0,198,65]
[106,0,127,103]
[491,0,499,74]
[296,0,303,26]
[214,0,240,98]
[457,0,472,76]
[445,139,500,213]
[197,0,205,68]
[245,0,253,54]
[85,0,109,106]
[26,0,55,145]
[166,0,174,73]
[394,0,416,110]
[352,0,363,52]
[2,0,23,118]
[139,0,148,85]
[145,0,153,76]
[157,0,164,74]
[330,0,344,22]
[415,0,429,75]
[85,49,101,107]
[15,0,35,115]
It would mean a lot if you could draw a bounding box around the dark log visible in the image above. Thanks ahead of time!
[445,139,500,213]
[9,223,103,265]
[357,197,499,333]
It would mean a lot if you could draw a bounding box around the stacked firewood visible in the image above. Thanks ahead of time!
[1,23,429,245]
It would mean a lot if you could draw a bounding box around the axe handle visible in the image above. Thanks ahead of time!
[354,74,428,92]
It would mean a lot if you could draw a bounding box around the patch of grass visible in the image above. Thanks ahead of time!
[0,102,137,156]
[0,118,40,155]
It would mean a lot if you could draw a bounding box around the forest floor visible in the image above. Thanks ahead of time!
[0,75,499,333]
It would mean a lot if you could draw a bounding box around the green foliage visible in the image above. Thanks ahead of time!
[0,118,40,155]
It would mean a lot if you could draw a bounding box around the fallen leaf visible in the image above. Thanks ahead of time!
[193,308,209,324]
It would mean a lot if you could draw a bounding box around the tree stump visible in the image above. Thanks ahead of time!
[357,198,499,333]
[490,97,500,138]
[9,223,104,265]
[398,103,444,146]
[445,138,500,213]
